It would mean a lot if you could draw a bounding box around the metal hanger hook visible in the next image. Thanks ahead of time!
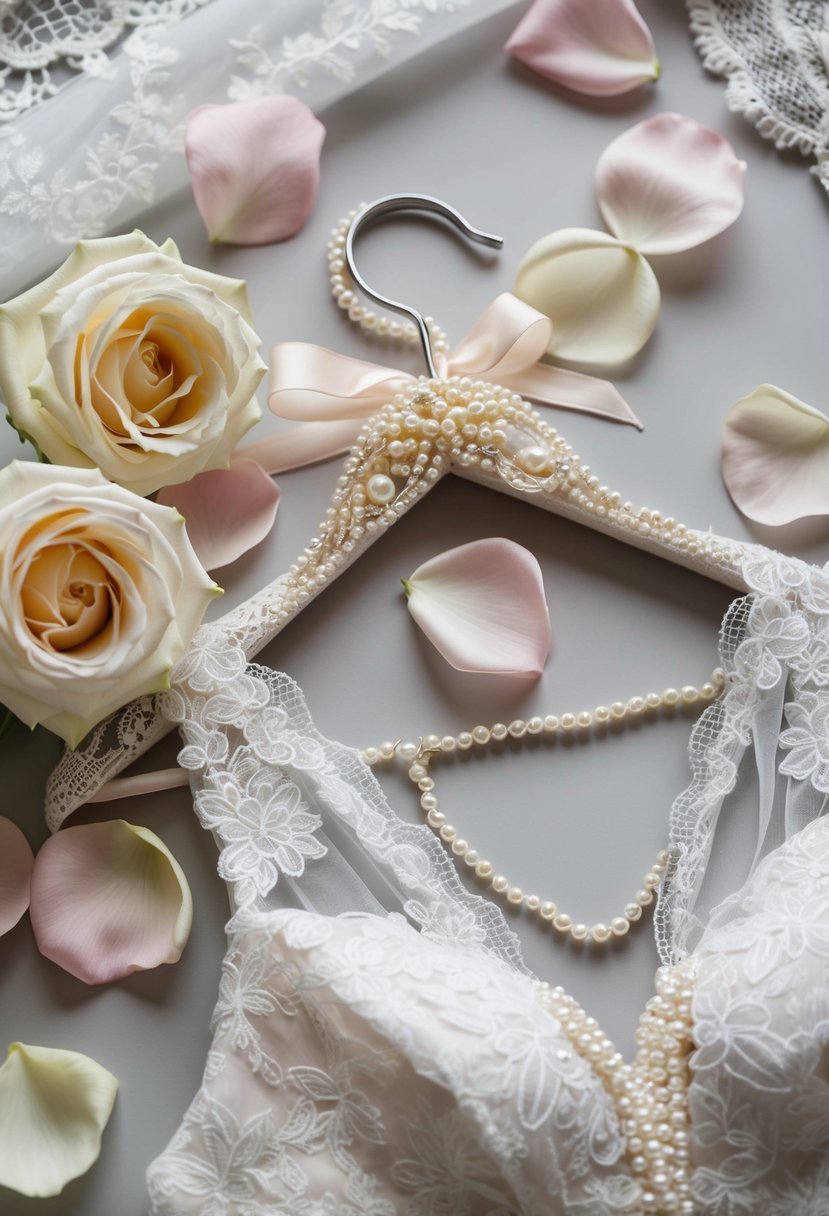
[344,193,504,378]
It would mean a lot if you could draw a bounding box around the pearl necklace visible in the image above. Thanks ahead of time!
[538,961,696,1213]
[366,668,725,946]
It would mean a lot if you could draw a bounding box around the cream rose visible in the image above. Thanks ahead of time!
[0,232,265,497]
[0,462,220,747]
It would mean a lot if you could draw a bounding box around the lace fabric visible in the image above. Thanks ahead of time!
[688,0,829,192]
[142,543,829,1213]
[0,0,520,300]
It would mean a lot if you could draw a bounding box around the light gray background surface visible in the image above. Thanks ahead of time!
[2,1,829,1212]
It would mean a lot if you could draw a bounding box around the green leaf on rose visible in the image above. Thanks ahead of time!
[5,414,50,463]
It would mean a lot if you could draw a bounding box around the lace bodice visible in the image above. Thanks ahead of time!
[143,542,829,1214]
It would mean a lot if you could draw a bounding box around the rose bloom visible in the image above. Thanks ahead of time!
[0,232,265,497]
[0,462,220,747]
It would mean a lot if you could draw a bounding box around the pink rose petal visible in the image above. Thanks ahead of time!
[595,112,746,254]
[404,539,551,677]
[722,385,829,525]
[0,817,33,936]
[30,820,192,985]
[506,0,659,97]
[185,96,325,245]
[156,457,281,571]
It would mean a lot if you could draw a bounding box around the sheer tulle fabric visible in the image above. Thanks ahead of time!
[0,0,519,300]
[145,541,829,1212]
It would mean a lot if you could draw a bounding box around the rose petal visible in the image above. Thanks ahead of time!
[0,1042,117,1197]
[404,539,551,677]
[514,227,660,364]
[185,96,326,245]
[0,817,33,936]
[721,385,829,525]
[30,820,193,985]
[156,457,280,571]
[595,112,746,254]
[506,0,659,97]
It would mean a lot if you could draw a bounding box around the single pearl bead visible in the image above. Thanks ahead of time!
[636,888,654,906]
[472,725,490,744]
[379,741,396,759]
[440,735,456,752]
[681,684,699,705]
[663,688,679,707]
[539,901,557,921]
[397,742,419,762]
[570,922,589,941]
[507,886,523,905]
[553,912,572,932]
[543,715,560,733]
[627,696,646,716]
[491,874,509,894]
[624,902,643,921]
[591,923,611,943]
[610,702,626,720]
[524,894,541,912]
[560,713,576,731]
[527,716,543,734]
[420,793,437,811]
[363,747,379,764]
[516,444,553,474]
[594,705,611,724]
[475,859,493,879]
[366,473,395,505]
[508,719,527,738]
[491,723,508,740]
[426,809,445,828]
[451,838,468,857]
[439,824,456,842]
[576,711,592,729]
[456,731,473,749]
[422,734,441,750]
[408,763,427,782]
[611,917,630,936]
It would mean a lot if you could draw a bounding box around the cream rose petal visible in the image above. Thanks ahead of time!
[0,1042,117,1197]
[30,820,193,985]
[513,227,659,364]
[721,384,829,525]
[186,96,326,245]
[0,817,33,936]
[404,538,551,677]
[506,0,659,97]
[156,458,281,571]
[595,112,747,254]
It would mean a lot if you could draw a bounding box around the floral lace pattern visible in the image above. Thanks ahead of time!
[688,0,829,193]
[145,547,829,1211]
[0,0,497,298]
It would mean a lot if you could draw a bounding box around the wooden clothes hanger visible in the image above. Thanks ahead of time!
[47,194,752,827]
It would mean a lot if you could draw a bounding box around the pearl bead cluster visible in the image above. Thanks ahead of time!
[365,669,724,946]
[329,209,450,356]
[537,962,696,1213]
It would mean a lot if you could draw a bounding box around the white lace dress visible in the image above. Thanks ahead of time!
[137,542,829,1216]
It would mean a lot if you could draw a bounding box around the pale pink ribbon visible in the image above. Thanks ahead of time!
[239,293,641,474]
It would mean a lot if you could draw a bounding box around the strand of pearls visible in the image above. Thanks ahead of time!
[365,669,725,946]
[328,209,450,356]
[537,962,696,1214]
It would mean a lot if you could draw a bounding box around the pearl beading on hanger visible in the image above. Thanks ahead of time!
[243,216,744,650]
[365,669,725,946]
[329,209,451,356]
[537,962,696,1214]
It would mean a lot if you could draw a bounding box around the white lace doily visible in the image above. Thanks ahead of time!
[689,0,829,192]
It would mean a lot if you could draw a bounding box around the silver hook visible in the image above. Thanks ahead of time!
[344,193,503,378]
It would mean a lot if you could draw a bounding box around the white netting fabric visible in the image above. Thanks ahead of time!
[688,0,829,191]
[0,0,519,300]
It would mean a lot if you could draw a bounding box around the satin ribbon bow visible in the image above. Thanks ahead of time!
[241,293,641,475]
